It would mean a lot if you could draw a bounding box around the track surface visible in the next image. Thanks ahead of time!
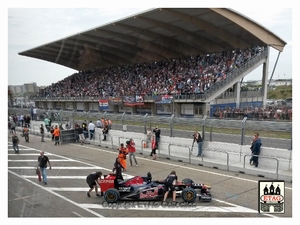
[8,134,292,218]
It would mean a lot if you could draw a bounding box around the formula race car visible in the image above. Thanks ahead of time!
[99,172,212,203]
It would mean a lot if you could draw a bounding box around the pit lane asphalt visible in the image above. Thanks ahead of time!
[8,134,292,218]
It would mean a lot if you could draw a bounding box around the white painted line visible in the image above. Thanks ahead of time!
[8,159,75,162]
[72,211,83,217]
[8,153,56,156]
[79,203,258,213]
[23,176,87,179]
[47,188,88,191]
[8,170,105,218]
[22,175,133,180]
[7,144,282,216]
[9,167,104,170]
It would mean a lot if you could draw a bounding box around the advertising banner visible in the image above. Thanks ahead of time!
[99,99,109,110]
[154,94,173,104]
[108,97,123,105]
[124,95,144,106]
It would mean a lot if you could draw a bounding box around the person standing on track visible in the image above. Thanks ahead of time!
[22,125,29,143]
[151,134,158,160]
[86,171,102,197]
[102,124,109,141]
[81,120,88,139]
[113,157,125,188]
[12,132,19,154]
[40,124,45,142]
[37,151,52,185]
[53,125,60,145]
[251,133,262,167]
[118,143,128,171]
[153,126,161,145]
[146,127,152,149]
[75,124,85,145]
[88,120,95,140]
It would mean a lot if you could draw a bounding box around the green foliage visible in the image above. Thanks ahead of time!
[267,85,292,100]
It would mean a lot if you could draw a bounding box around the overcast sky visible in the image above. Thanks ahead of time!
[6,1,295,87]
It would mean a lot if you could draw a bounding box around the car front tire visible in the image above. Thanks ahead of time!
[181,187,197,203]
[103,188,120,203]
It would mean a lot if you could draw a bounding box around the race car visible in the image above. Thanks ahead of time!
[99,172,212,203]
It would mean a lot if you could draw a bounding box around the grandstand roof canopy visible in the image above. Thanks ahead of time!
[19,8,287,72]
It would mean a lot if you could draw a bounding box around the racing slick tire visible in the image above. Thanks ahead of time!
[103,188,120,203]
[182,178,194,186]
[181,187,197,203]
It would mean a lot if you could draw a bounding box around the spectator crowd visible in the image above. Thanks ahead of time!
[32,46,265,99]
[212,106,292,121]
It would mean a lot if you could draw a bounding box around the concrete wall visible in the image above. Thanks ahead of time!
[20,121,292,182]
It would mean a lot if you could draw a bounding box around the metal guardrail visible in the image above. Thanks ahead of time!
[197,148,230,171]
[168,143,192,163]
[98,134,113,148]
[243,154,279,179]
[13,124,290,180]
[9,108,292,133]
[140,139,151,153]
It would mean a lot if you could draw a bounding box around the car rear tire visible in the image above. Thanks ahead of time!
[103,188,120,203]
[182,178,194,186]
[181,187,197,203]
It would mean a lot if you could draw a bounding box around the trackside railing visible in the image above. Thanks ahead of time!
[243,154,279,179]
[196,149,230,171]
[98,134,113,148]
[168,143,192,163]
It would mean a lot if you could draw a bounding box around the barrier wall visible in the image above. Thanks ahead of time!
[18,121,292,182]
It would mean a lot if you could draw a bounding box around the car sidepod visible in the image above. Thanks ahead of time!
[103,188,120,203]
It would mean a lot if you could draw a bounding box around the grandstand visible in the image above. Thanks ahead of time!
[18,8,287,117]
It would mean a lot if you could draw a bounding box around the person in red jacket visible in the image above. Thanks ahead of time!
[126,138,138,166]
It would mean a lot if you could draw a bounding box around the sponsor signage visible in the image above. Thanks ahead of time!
[108,97,123,105]
[154,94,173,104]
[123,95,144,106]
[99,99,109,110]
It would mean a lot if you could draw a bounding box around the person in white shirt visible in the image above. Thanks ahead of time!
[20,114,24,127]
[96,119,102,128]
[88,121,96,140]
[33,107,37,121]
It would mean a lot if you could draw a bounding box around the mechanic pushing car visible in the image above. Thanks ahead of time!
[163,170,178,203]
[86,171,102,197]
